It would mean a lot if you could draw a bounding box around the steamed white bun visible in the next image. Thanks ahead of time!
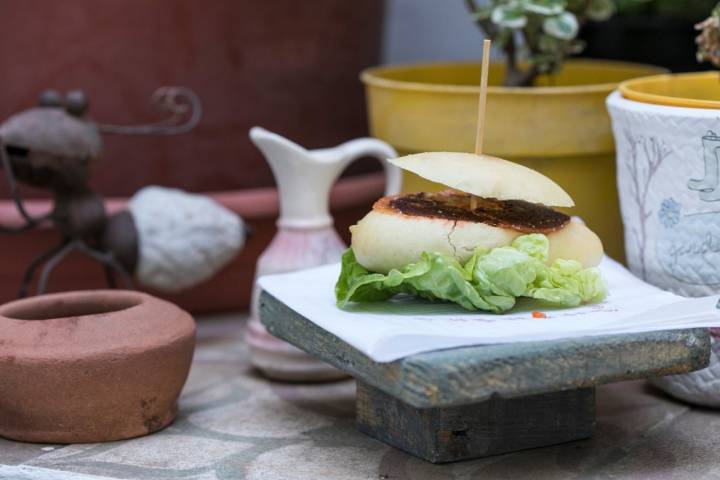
[390,152,574,207]
[350,210,602,273]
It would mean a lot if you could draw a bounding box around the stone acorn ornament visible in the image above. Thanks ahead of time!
[0,88,246,295]
[124,186,247,293]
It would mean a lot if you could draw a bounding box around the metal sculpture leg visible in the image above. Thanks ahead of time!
[76,241,134,290]
[104,264,117,289]
[18,240,71,297]
[37,240,80,295]
[22,239,133,297]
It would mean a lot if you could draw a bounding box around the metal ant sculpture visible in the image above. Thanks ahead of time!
[0,88,246,297]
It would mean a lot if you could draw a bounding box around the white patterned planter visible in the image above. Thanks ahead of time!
[607,90,720,407]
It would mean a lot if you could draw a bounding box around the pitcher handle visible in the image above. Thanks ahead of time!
[333,138,402,196]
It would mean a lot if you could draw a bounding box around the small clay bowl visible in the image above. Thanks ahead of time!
[0,290,195,443]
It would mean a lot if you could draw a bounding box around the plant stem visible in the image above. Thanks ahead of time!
[504,65,540,87]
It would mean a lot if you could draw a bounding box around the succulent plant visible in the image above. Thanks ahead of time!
[465,0,616,86]
[696,2,720,67]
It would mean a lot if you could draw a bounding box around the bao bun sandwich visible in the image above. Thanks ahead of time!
[335,152,607,313]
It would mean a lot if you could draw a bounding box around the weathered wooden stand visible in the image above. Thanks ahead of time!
[259,291,710,463]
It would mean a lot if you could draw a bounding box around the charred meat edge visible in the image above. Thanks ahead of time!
[374,191,570,234]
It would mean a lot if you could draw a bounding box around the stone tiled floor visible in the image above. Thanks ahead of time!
[1,313,719,479]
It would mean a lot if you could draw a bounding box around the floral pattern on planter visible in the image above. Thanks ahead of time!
[608,91,720,297]
[615,130,671,280]
[656,197,720,286]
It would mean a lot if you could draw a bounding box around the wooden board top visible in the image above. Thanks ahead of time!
[260,291,710,408]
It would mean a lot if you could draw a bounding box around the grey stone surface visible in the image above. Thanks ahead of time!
[1,313,719,479]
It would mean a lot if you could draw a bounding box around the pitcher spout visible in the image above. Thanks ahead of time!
[249,126,309,171]
[249,126,340,229]
[249,126,399,230]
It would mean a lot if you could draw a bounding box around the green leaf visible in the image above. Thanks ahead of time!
[335,234,607,313]
[543,12,579,40]
[586,0,616,21]
[511,233,549,261]
[335,249,398,305]
[538,33,561,53]
[524,0,565,16]
[491,4,528,29]
[529,259,607,306]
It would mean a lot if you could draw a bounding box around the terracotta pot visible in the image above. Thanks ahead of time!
[0,290,195,443]
[0,172,386,313]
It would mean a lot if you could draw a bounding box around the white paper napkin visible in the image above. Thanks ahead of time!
[258,257,720,363]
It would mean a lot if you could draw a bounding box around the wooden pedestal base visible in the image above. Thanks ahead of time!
[356,382,595,463]
[259,291,710,463]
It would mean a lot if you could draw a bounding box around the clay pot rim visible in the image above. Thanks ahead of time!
[0,289,145,321]
[0,289,195,360]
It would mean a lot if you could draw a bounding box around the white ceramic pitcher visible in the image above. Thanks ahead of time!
[246,126,400,381]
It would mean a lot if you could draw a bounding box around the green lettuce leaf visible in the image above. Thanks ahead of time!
[335,233,607,313]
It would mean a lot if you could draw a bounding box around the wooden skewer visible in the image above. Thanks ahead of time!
[470,39,491,211]
[474,39,491,156]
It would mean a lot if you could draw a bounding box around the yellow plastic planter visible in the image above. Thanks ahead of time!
[361,60,665,262]
[620,71,720,109]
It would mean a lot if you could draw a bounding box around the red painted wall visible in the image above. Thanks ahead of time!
[0,0,384,197]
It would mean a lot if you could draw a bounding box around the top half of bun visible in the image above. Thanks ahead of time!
[389,152,574,208]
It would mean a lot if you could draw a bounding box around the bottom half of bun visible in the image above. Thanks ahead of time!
[350,210,604,273]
